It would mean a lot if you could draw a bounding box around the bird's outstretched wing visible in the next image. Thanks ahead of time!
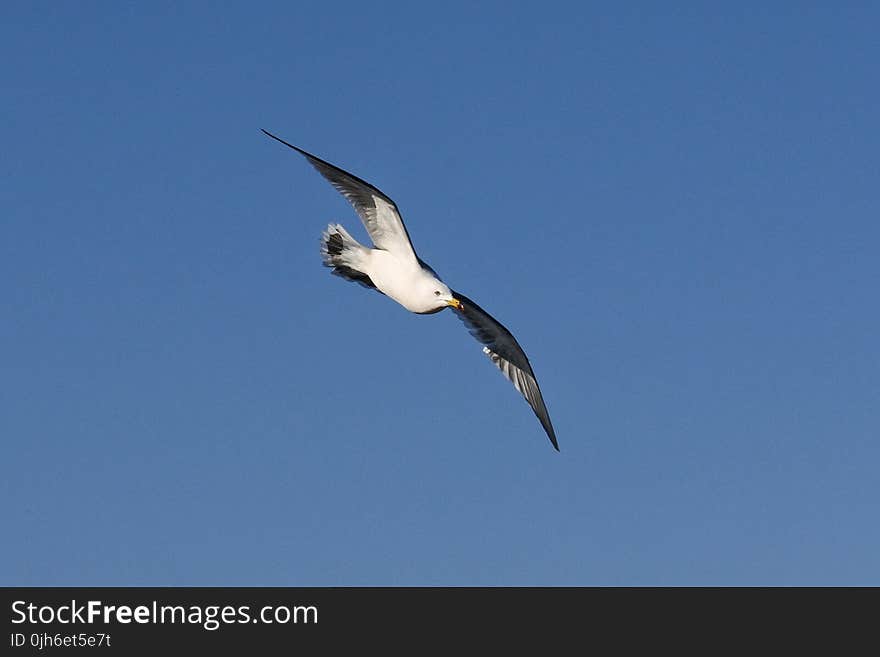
[450,290,558,450]
[261,130,418,263]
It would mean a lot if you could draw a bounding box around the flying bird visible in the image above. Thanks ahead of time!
[262,129,559,450]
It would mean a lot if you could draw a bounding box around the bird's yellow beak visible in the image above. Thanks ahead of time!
[446,298,463,310]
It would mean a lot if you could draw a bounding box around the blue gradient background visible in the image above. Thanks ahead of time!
[3,3,878,584]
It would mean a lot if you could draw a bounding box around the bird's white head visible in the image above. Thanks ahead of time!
[419,276,461,314]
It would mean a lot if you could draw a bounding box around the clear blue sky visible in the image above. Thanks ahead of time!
[3,3,878,585]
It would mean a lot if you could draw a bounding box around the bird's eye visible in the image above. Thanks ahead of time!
[434,290,441,296]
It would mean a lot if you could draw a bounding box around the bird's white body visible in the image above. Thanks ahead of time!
[321,221,453,314]
[366,249,445,314]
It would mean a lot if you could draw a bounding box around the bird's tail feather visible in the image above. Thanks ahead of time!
[321,224,376,290]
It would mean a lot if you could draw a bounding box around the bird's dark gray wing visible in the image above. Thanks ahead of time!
[450,290,559,450]
[261,129,418,263]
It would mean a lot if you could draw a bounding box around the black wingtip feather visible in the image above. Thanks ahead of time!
[261,129,308,156]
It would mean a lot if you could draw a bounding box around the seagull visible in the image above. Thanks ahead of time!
[262,129,559,450]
